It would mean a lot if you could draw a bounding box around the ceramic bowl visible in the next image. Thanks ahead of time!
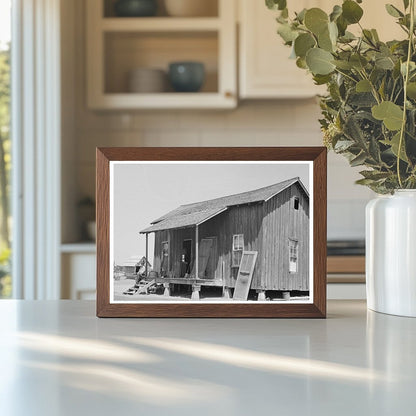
[164,0,217,17]
[128,68,167,93]
[114,0,158,17]
[168,62,205,92]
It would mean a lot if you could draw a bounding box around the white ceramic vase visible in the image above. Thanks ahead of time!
[366,190,416,317]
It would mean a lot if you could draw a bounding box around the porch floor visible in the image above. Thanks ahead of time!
[155,277,224,287]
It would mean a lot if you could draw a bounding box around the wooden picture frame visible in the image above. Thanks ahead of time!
[96,147,327,318]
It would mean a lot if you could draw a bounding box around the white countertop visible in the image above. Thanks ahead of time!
[0,300,415,416]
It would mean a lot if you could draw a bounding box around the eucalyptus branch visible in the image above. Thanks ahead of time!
[334,68,358,84]
[359,22,378,49]
[393,85,404,103]
[398,23,410,35]
[268,0,416,193]
[359,69,381,104]
[390,79,398,102]
[397,0,415,188]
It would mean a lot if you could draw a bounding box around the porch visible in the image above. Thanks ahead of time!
[155,276,227,300]
[142,221,222,283]
[140,201,230,282]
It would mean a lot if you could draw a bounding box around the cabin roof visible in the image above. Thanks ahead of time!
[140,177,308,233]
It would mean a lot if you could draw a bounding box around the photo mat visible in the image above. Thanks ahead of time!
[110,161,314,304]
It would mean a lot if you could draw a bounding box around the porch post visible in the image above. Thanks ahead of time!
[145,233,149,277]
[167,230,171,276]
[195,225,199,279]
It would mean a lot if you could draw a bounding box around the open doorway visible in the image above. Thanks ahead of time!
[181,239,192,277]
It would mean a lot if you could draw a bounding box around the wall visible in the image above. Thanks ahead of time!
[262,183,310,292]
[62,0,374,243]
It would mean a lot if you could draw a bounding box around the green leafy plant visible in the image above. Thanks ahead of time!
[0,247,11,298]
[266,0,416,193]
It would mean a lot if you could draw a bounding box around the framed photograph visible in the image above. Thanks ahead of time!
[96,147,327,318]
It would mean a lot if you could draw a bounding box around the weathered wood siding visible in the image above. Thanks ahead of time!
[152,204,264,288]
[152,182,309,291]
[153,228,194,278]
[261,183,309,291]
[199,203,264,288]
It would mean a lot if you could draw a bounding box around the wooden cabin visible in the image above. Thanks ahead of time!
[119,256,151,278]
[140,177,309,299]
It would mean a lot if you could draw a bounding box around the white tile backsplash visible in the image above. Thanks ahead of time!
[66,0,370,243]
[73,98,370,240]
[141,130,201,146]
[328,199,368,240]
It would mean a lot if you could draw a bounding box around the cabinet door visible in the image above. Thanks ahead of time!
[238,0,404,99]
[358,0,404,41]
[239,0,326,99]
[62,253,96,300]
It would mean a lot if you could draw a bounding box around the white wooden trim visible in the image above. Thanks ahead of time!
[238,0,325,99]
[102,17,221,32]
[218,0,237,101]
[89,93,237,110]
[86,0,104,109]
[11,0,61,299]
[60,243,96,254]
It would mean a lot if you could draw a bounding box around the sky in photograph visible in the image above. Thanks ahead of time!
[112,162,310,266]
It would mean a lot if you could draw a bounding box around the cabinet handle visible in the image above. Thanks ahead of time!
[225,91,234,99]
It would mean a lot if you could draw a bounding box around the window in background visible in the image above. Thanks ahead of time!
[0,0,11,298]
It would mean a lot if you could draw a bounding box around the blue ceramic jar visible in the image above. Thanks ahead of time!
[168,62,205,92]
[114,0,158,17]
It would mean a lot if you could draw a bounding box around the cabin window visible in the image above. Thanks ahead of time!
[294,197,300,210]
[232,234,244,267]
[289,239,298,273]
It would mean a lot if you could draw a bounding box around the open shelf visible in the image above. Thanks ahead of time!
[61,243,96,254]
[103,0,219,18]
[102,17,221,32]
[91,92,234,109]
[104,31,218,94]
[87,0,236,109]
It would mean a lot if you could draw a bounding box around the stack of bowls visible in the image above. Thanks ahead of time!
[164,0,218,17]
[128,68,167,93]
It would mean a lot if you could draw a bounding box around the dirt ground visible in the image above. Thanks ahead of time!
[113,277,310,302]
[113,278,228,302]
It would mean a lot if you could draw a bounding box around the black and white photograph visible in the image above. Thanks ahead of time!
[110,161,313,304]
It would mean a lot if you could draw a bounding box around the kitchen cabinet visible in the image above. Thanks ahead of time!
[239,0,325,99]
[86,0,237,109]
[86,0,404,107]
[238,0,404,99]
[359,0,404,41]
[61,245,96,300]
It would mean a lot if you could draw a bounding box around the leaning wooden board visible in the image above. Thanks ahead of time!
[233,251,258,301]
